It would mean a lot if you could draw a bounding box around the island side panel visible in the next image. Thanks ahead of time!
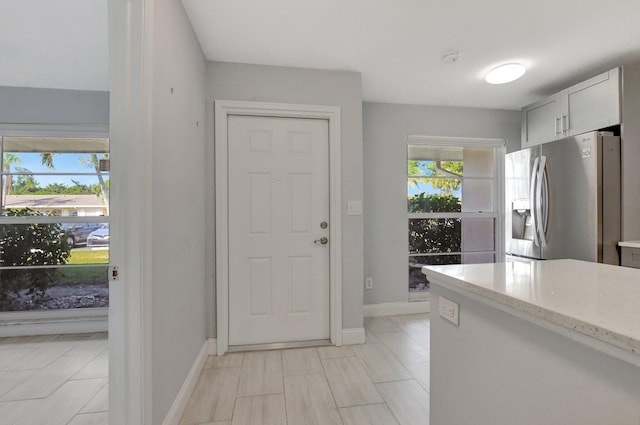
[430,283,640,425]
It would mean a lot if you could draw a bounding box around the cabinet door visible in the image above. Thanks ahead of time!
[566,67,621,136]
[521,94,561,148]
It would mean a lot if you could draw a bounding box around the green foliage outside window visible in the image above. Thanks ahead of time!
[408,193,461,256]
[0,209,71,309]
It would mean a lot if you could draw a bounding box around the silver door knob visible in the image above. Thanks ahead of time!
[314,236,328,245]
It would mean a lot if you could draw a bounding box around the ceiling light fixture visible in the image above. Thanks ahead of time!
[485,63,526,84]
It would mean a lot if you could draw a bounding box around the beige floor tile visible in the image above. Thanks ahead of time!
[1,354,93,401]
[376,380,429,425]
[396,321,430,351]
[339,403,401,425]
[363,316,401,334]
[283,348,323,376]
[0,398,34,424]
[81,382,108,413]
[404,361,430,393]
[284,374,343,425]
[352,344,412,383]
[375,332,429,365]
[65,337,108,358]
[321,356,383,408]
[1,340,80,371]
[0,348,35,370]
[67,411,109,425]
[189,422,231,425]
[387,314,428,324]
[316,345,355,359]
[231,394,286,425]
[205,353,244,369]
[181,366,241,424]
[72,349,108,380]
[0,369,36,397]
[0,378,106,425]
[237,351,284,397]
[364,332,381,344]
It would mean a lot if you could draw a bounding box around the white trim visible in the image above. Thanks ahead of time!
[215,100,343,355]
[407,134,506,148]
[0,317,107,337]
[341,328,366,345]
[108,0,152,421]
[363,301,430,317]
[0,123,109,138]
[0,308,108,337]
[207,338,218,356]
[161,341,210,425]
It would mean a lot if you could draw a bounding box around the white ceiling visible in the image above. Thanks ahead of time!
[183,0,640,110]
[3,0,640,110]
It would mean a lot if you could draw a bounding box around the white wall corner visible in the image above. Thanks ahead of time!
[161,340,210,425]
[341,328,366,345]
[363,300,430,317]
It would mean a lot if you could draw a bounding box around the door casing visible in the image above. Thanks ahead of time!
[214,100,343,355]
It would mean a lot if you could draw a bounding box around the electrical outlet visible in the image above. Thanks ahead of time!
[365,277,373,290]
[439,296,459,326]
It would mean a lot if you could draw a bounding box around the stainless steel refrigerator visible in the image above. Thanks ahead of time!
[505,131,621,264]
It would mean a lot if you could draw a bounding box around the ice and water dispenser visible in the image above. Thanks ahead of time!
[511,199,534,242]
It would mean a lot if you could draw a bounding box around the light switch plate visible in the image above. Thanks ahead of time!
[347,200,363,216]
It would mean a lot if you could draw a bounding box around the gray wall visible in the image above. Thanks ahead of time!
[0,86,108,125]
[363,102,520,305]
[206,61,365,330]
[148,0,207,423]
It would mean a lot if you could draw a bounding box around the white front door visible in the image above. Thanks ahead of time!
[227,115,330,345]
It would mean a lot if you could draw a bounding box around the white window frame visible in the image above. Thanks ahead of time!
[407,135,506,279]
[0,124,109,334]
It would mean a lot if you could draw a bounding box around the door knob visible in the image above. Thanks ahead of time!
[314,236,328,245]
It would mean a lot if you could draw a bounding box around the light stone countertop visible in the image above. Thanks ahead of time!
[423,259,640,357]
[619,241,640,248]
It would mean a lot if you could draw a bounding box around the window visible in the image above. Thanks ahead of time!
[407,137,504,295]
[1,135,109,312]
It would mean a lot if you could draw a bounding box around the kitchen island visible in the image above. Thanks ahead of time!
[423,259,640,425]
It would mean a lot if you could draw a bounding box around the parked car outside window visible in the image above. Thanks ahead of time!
[61,223,104,247]
[86,224,109,247]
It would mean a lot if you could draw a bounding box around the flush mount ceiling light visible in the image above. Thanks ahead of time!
[485,63,526,84]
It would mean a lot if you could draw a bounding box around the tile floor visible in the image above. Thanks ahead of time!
[181,313,430,425]
[0,314,429,425]
[0,332,108,425]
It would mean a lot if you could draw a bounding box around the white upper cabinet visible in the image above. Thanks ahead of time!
[521,94,563,147]
[522,67,621,148]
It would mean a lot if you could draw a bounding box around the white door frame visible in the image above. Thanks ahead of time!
[109,0,151,422]
[215,100,343,355]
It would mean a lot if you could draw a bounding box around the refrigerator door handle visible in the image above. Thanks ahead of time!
[536,155,548,248]
[530,156,540,246]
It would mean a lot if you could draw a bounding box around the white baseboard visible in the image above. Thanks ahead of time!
[207,338,217,355]
[363,300,430,317]
[341,328,366,345]
[0,309,108,337]
[162,340,210,425]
